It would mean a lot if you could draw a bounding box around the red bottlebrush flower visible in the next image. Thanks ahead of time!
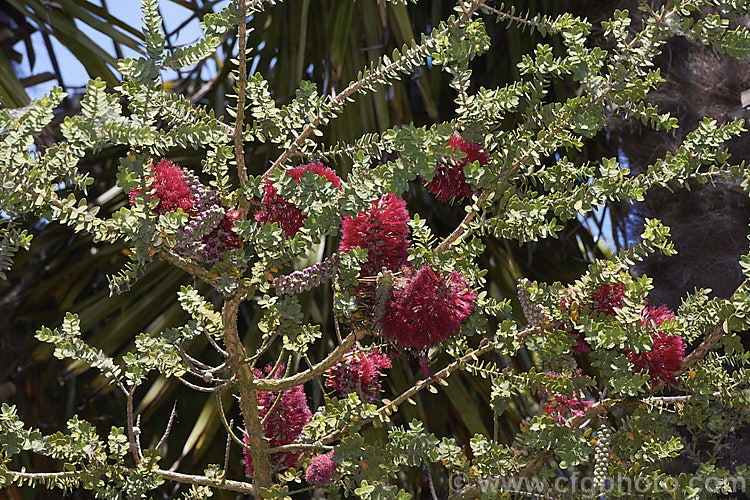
[379,267,476,350]
[339,193,410,276]
[287,162,341,187]
[305,451,337,486]
[426,134,489,202]
[572,282,628,354]
[255,162,341,237]
[572,334,592,355]
[129,159,195,214]
[543,394,593,425]
[590,282,626,316]
[641,303,676,328]
[325,349,391,402]
[242,365,312,475]
[129,160,242,265]
[626,304,683,387]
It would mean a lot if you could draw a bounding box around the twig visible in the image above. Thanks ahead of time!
[234,0,250,220]
[252,330,363,392]
[260,362,291,426]
[333,314,343,344]
[680,278,748,373]
[204,327,230,358]
[177,375,235,393]
[4,466,257,495]
[126,385,140,464]
[156,402,178,452]
[224,419,233,474]
[135,414,144,460]
[215,392,254,452]
[267,442,333,454]
[426,463,439,500]
[375,339,497,421]
[245,331,279,367]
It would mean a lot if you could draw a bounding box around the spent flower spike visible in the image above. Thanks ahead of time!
[517,278,546,326]
[274,254,339,295]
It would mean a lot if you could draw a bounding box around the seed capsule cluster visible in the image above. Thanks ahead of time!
[517,278,546,326]
[592,424,611,496]
[273,254,339,295]
[171,169,240,265]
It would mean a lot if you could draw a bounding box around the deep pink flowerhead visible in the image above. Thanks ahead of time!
[305,451,337,486]
[339,193,410,276]
[325,349,391,402]
[572,282,627,354]
[242,365,312,475]
[627,304,683,387]
[426,134,489,202]
[255,162,342,237]
[129,159,195,214]
[571,334,592,355]
[590,282,626,316]
[379,267,476,350]
[129,160,242,265]
[543,394,593,425]
[641,303,676,328]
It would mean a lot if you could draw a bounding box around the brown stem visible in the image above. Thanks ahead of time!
[221,295,272,492]
[157,250,226,290]
[235,0,250,220]
[125,385,140,464]
[252,330,362,392]
[680,278,749,373]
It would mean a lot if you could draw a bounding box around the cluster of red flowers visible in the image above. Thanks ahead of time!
[570,282,627,354]
[129,159,194,214]
[627,304,684,387]
[325,349,391,402]
[543,394,593,425]
[255,162,342,237]
[379,267,476,350]
[567,282,684,387]
[590,282,626,315]
[129,159,242,264]
[426,134,489,202]
[336,191,475,350]
[242,365,312,474]
[305,451,337,486]
[338,193,410,276]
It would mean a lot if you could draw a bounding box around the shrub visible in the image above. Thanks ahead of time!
[2,0,750,498]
